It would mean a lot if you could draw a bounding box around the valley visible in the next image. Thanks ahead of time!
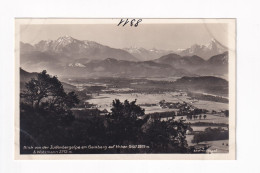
[19,34,230,154]
[61,75,229,154]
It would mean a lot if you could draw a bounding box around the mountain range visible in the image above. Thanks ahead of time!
[154,52,228,76]
[176,38,227,60]
[123,38,227,60]
[20,36,228,78]
[63,58,190,78]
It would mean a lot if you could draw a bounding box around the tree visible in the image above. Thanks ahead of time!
[145,119,188,153]
[106,99,145,145]
[224,110,229,117]
[22,70,61,108]
[20,70,80,149]
[21,70,79,124]
[21,70,79,111]
[110,99,145,119]
[199,115,202,119]
[212,110,216,114]
[187,114,192,120]
[203,114,207,119]
[106,99,189,153]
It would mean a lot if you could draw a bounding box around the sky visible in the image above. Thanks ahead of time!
[20,23,228,50]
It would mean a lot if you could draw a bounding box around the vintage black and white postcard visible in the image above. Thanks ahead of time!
[15,19,236,159]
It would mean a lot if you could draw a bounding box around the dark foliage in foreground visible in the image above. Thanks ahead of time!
[20,70,192,154]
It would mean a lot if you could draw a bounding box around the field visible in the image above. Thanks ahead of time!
[191,126,228,131]
[87,92,228,113]
[69,77,229,153]
[175,114,229,124]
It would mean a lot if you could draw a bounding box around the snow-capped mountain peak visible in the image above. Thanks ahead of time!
[177,38,227,59]
[22,35,138,62]
[68,63,86,67]
[57,35,75,42]
[123,47,174,61]
[83,40,103,48]
[55,35,81,47]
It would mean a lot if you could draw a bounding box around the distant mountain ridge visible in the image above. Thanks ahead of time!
[173,76,228,96]
[123,38,227,61]
[207,51,228,65]
[61,58,191,78]
[20,36,228,78]
[176,38,227,60]
[153,52,228,66]
[152,51,228,76]
[63,50,228,78]
[21,35,138,61]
